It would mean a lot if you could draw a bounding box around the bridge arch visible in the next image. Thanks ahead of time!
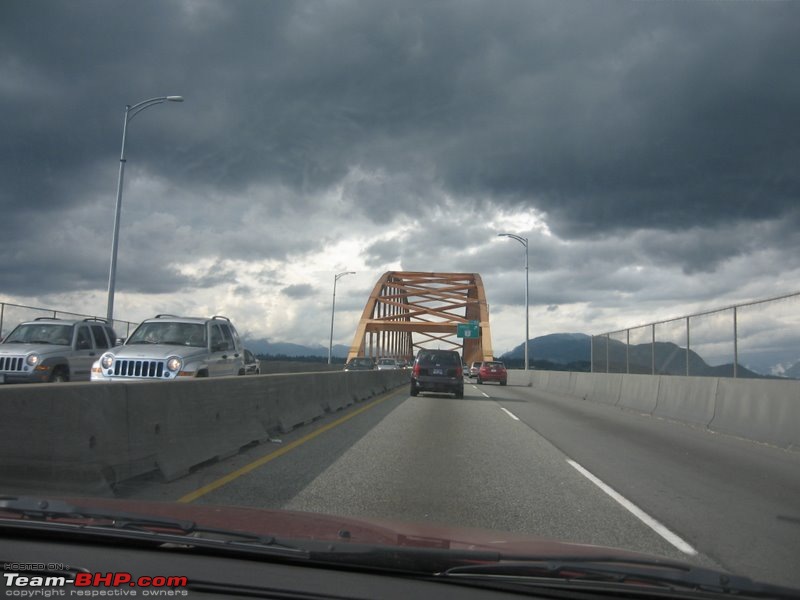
[346,271,494,364]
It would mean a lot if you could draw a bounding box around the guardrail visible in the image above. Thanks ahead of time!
[0,370,410,495]
[511,370,800,451]
[591,291,800,379]
[0,301,138,340]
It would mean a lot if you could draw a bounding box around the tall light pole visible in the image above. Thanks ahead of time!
[329,271,355,364]
[106,95,184,322]
[499,233,529,370]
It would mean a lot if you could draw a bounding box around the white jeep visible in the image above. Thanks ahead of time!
[91,314,245,381]
[0,317,118,383]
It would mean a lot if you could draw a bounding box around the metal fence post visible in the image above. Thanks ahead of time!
[733,306,738,379]
[626,329,630,374]
[651,323,656,375]
[686,316,691,376]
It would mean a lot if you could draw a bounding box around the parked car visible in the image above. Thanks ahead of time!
[242,348,261,375]
[0,317,118,383]
[477,360,507,385]
[376,357,400,370]
[91,314,245,381]
[410,349,463,398]
[468,361,481,378]
[344,357,375,371]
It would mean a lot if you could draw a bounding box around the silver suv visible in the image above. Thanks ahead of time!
[91,315,245,381]
[0,317,118,383]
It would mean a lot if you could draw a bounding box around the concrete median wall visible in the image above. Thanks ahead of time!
[0,369,409,494]
[519,370,800,451]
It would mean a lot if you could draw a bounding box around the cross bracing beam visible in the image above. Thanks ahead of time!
[346,271,494,364]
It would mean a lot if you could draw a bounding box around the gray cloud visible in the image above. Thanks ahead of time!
[281,283,315,299]
[1,0,798,350]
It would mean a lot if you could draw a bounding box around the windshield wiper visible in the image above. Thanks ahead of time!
[439,560,800,598]
[0,496,308,559]
[29,340,52,344]
[126,340,158,345]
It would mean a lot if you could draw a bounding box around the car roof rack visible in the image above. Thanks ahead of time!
[34,317,61,321]
[154,314,180,319]
[82,317,109,323]
[210,315,231,322]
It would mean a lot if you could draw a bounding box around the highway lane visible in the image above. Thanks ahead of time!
[118,375,799,588]
[121,382,726,570]
[483,375,800,589]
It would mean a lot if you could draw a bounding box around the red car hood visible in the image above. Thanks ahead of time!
[36,496,673,564]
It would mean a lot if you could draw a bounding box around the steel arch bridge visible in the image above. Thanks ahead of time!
[346,271,494,364]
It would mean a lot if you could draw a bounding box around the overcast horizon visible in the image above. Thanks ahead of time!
[2,0,799,363]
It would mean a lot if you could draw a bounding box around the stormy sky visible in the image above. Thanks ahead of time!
[1,0,799,364]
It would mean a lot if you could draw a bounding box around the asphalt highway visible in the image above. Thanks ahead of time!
[120,374,800,590]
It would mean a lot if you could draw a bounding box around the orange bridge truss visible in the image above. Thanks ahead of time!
[347,271,494,364]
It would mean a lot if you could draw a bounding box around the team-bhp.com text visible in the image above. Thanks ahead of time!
[3,572,188,597]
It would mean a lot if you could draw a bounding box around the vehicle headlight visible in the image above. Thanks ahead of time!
[166,356,182,372]
[26,353,40,367]
[100,354,114,369]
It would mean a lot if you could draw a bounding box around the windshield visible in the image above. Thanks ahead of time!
[126,322,207,347]
[3,324,73,345]
[1,1,798,596]
[348,358,373,368]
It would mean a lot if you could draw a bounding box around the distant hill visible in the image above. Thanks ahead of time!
[500,333,767,378]
[242,338,350,358]
[502,333,591,365]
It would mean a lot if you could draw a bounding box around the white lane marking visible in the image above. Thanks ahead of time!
[481,391,490,398]
[567,459,697,556]
[500,407,519,420]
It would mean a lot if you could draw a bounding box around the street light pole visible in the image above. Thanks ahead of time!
[499,233,529,370]
[328,271,355,364]
[106,96,184,322]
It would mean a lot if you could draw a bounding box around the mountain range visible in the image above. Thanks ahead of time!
[242,338,350,358]
[500,333,773,378]
[242,332,797,379]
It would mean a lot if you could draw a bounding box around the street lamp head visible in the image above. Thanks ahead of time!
[166,96,184,102]
[498,232,528,247]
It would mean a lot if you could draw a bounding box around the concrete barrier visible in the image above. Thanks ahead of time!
[710,378,800,450]
[653,376,717,426]
[618,374,660,414]
[578,372,622,406]
[545,371,574,394]
[521,369,800,450]
[0,370,408,494]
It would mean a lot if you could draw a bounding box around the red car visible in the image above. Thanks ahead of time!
[477,360,507,385]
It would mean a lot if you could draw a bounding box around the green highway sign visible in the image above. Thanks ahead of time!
[457,321,480,339]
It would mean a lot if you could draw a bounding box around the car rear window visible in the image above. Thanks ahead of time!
[418,352,459,366]
[483,361,504,368]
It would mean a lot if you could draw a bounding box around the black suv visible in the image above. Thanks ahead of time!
[410,349,464,398]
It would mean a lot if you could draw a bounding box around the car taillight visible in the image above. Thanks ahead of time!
[455,365,463,377]
[413,363,420,377]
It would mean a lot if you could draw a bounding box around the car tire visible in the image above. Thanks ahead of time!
[500,380,507,386]
[455,387,464,399]
[477,377,482,384]
[49,367,69,383]
[410,384,418,397]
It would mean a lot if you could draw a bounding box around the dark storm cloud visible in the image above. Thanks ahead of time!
[281,283,315,299]
[1,0,799,302]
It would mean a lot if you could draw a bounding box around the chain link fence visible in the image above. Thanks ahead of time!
[0,301,138,341]
[591,291,800,379]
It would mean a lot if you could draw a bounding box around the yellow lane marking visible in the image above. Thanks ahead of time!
[178,389,402,503]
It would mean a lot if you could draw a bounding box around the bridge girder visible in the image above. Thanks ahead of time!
[347,271,494,364]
